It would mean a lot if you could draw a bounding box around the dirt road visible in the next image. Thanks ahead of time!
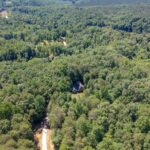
[63,41,67,47]
[34,114,54,150]
[42,128,47,150]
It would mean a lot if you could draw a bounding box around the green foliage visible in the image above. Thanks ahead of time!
[0,2,150,150]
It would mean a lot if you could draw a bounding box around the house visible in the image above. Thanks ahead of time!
[72,81,84,94]
[48,54,54,61]
[0,10,8,19]
[60,37,66,41]
[58,37,66,43]
[43,54,54,62]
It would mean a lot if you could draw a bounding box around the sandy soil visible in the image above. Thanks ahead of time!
[63,41,67,47]
[35,128,54,150]
[34,128,43,150]
[47,129,54,150]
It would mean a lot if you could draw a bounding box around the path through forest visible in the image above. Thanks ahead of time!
[34,113,54,150]
[42,128,47,150]
[63,41,67,47]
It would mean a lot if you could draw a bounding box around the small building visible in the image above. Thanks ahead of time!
[59,37,66,42]
[0,10,8,19]
[72,81,84,94]
[43,54,54,62]
[48,54,54,61]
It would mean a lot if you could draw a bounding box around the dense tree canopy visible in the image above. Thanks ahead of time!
[0,1,150,150]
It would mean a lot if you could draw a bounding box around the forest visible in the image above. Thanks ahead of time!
[1,0,150,7]
[0,0,150,150]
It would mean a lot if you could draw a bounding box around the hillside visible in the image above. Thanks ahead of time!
[0,0,61,7]
[1,0,150,7]
[76,0,150,5]
[57,0,150,5]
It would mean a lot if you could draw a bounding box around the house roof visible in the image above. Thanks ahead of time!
[72,81,84,93]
